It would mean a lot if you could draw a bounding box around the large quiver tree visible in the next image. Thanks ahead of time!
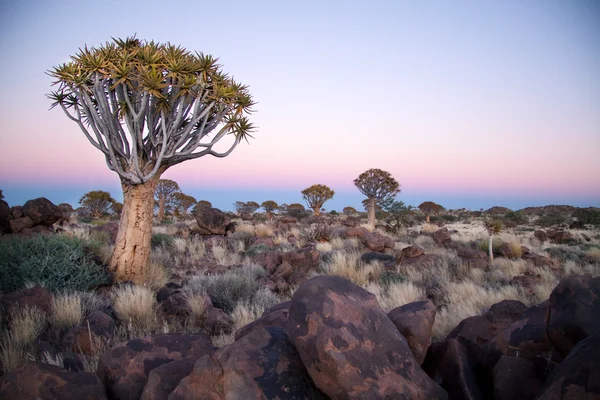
[48,37,254,283]
[354,168,400,228]
[301,184,334,215]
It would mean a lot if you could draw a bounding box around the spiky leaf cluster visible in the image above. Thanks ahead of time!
[48,36,255,185]
[301,184,335,211]
[354,169,400,201]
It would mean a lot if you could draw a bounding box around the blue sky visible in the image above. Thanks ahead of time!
[0,0,598,212]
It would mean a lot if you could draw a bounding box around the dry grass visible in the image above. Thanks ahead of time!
[112,285,158,338]
[0,306,47,373]
[184,291,209,321]
[489,258,528,283]
[585,248,600,262]
[51,293,83,331]
[212,243,242,265]
[316,242,333,252]
[141,262,170,290]
[322,250,382,286]
[235,223,256,236]
[366,281,426,313]
[255,224,275,238]
[420,223,439,234]
[0,333,30,373]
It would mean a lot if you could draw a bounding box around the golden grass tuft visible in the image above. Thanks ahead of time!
[255,224,275,238]
[141,262,170,291]
[112,285,157,337]
[322,250,382,286]
[0,306,47,373]
[184,291,209,321]
[420,223,439,234]
[51,293,83,331]
[366,281,426,313]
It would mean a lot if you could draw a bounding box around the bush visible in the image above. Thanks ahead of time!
[379,271,407,287]
[504,211,527,225]
[151,233,174,249]
[536,213,568,227]
[0,235,110,293]
[477,238,504,256]
[573,208,600,226]
[245,243,269,257]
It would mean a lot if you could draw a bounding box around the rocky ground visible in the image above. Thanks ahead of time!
[0,197,599,399]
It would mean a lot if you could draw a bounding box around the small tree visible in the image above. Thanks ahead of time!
[155,179,180,222]
[342,206,358,216]
[483,217,503,261]
[234,201,260,216]
[261,200,278,219]
[381,197,414,233]
[301,184,334,215]
[111,202,123,216]
[79,190,116,219]
[49,37,254,282]
[354,169,400,228]
[418,201,445,224]
[173,192,197,217]
[286,203,306,219]
[192,200,213,215]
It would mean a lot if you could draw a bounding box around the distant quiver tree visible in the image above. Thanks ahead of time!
[418,201,445,223]
[154,179,180,222]
[79,190,116,219]
[48,37,255,282]
[301,184,334,215]
[354,168,400,228]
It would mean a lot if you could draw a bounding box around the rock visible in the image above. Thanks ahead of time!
[431,228,451,244]
[62,311,116,355]
[537,334,600,400]
[401,245,425,258]
[22,197,62,226]
[446,315,496,346]
[235,301,290,341]
[140,358,195,400]
[0,200,12,234]
[0,362,107,400]
[0,285,53,324]
[159,289,192,317]
[510,275,544,296]
[97,333,214,400]
[342,216,360,227]
[498,242,520,259]
[534,230,548,242]
[91,221,119,244]
[9,216,35,233]
[400,254,445,269]
[387,300,436,365]
[170,326,327,400]
[446,241,488,269]
[493,356,542,400]
[10,205,23,219]
[547,229,574,244]
[521,252,556,268]
[362,230,395,252]
[280,246,320,286]
[286,275,447,399]
[273,261,293,279]
[361,251,395,266]
[202,306,233,335]
[547,275,600,357]
[422,338,487,400]
[279,216,297,224]
[194,207,229,235]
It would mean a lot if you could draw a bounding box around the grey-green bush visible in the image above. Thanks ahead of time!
[0,235,110,293]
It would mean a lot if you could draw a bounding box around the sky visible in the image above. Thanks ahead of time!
[0,0,599,212]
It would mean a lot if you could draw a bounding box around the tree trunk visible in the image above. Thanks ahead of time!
[157,197,165,222]
[488,234,494,262]
[367,197,376,228]
[109,177,159,283]
[313,206,320,216]
[426,214,430,223]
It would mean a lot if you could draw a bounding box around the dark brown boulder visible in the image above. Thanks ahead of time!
[387,300,436,364]
[521,252,556,268]
[510,275,544,296]
[194,207,229,235]
[400,254,445,269]
[547,229,574,244]
[362,230,395,252]
[547,275,600,357]
[62,311,116,355]
[201,306,233,335]
[234,301,290,341]
[286,275,447,399]
[97,333,214,400]
[492,356,542,400]
[22,197,62,226]
[171,326,327,400]
[484,300,528,336]
[0,285,53,324]
[280,246,320,286]
[0,362,107,400]
[10,205,24,219]
[534,230,548,242]
[446,241,488,269]
[537,334,600,400]
[431,228,451,244]
[0,199,12,234]
[140,358,195,400]
[9,216,35,233]
[401,245,425,258]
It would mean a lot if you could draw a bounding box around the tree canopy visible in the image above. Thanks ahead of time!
[79,190,116,219]
[173,192,197,216]
[354,168,400,227]
[155,179,180,221]
[48,36,255,185]
[301,184,335,215]
[261,200,278,213]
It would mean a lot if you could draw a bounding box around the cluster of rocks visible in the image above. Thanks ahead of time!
[1,275,599,399]
[0,197,67,235]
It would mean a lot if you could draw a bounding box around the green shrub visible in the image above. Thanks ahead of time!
[379,271,407,287]
[537,213,567,227]
[0,235,110,293]
[504,211,527,225]
[185,266,265,313]
[573,208,600,226]
[151,233,174,249]
[477,238,504,255]
[245,243,269,257]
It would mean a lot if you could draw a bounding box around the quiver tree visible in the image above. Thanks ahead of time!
[354,168,400,227]
[155,179,180,221]
[173,192,197,217]
[234,201,259,216]
[342,206,358,216]
[79,190,116,219]
[286,203,306,219]
[418,201,445,223]
[49,37,254,283]
[261,200,278,219]
[191,200,212,215]
[301,184,334,215]
[483,217,503,261]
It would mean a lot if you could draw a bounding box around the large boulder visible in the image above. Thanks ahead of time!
[0,199,11,234]
[286,275,447,399]
[446,241,488,269]
[0,285,54,324]
[170,326,327,400]
[194,207,229,235]
[492,356,542,400]
[431,228,451,244]
[537,334,600,400]
[279,246,320,286]
[234,301,290,341]
[140,358,196,400]
[9,216,35,233]
[387,300,436,365]
[547,275,600,357]
[22,197,62,226]
[546,229,575,244]
[62,311,116,355]
[343,227,395,253]
[0,362,107,400]
[96,333,214,400]
[401,245,425,258]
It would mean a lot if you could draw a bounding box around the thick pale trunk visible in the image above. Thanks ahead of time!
[488,234,494,262]
[313,207,321,216]
[367,197,376,228]
[426,214,430,223]
[109,177,159,283]
[158,197,166,222]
